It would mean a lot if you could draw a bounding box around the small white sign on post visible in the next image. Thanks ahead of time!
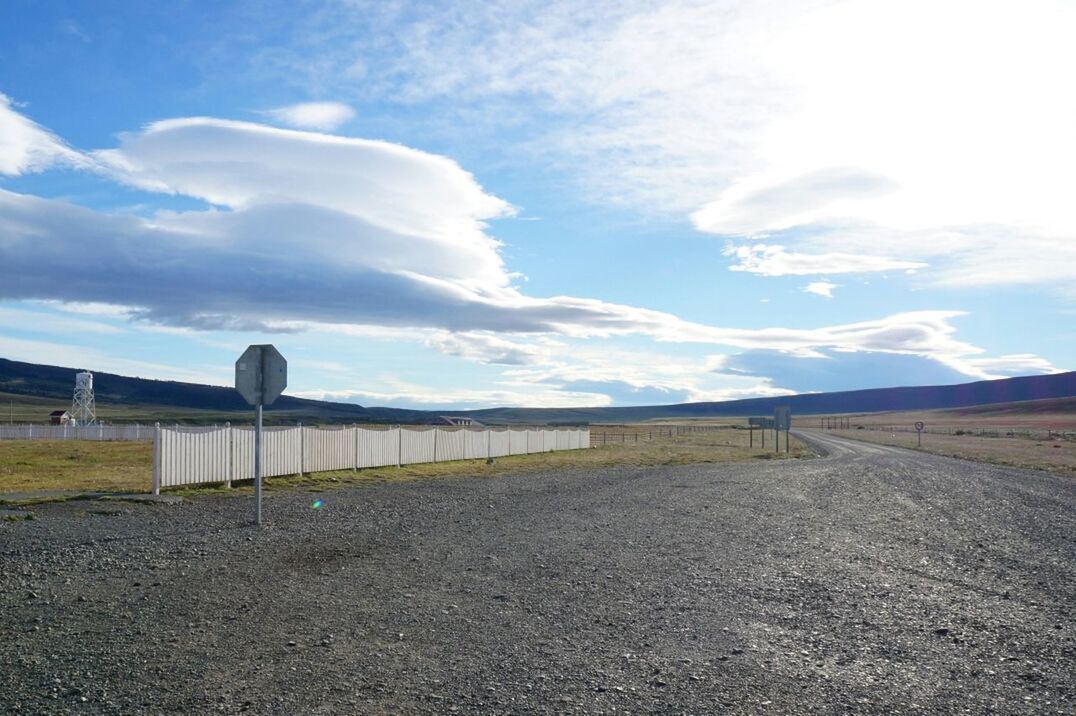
[914,421,925,447]
[235,344,287,526]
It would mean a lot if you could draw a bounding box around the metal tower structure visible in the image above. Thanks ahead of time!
[71,371,97,425]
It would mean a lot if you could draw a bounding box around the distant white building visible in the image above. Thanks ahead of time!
[49,410,72,425]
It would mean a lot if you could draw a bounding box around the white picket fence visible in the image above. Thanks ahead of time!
[152,425,590,492]
[0,424,156,441]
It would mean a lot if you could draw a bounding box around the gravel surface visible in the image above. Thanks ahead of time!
[1,432,1073,714]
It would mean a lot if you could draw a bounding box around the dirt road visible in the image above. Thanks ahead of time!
[2,433,1073,714]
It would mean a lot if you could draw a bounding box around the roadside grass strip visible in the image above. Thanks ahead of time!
[2,427,810,502]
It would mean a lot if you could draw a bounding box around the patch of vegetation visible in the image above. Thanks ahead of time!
[0,440,153,493]
[1,510,35,521]
[824,429,1076,477]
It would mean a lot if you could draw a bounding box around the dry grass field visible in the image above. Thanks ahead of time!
[797,397,1076,476]
[0,440,155,493]
[586,421,740,446]
[794,396,1076,432]
[0,425,809,497]
[817,428,1076,476]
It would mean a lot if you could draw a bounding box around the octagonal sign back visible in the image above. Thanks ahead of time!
[235,344,287,406]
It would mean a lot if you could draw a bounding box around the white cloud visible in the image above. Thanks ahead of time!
[426,331,553,366]
[0,102,1060,390]
[276,1,1076,291]
[35,301,138,318]
[264,101,356,130]
[0,93,85,175]
[293,384,612,410]
[0,306,126,335]
[0,181,1052,375]
[726,244,927,277]
[693,168,899,236]
[956,354,1065,377]
[802,282,837,299]
[94,117,512,259]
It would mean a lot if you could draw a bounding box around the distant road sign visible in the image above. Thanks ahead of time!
[915,421,925,431]
[749,417,774,428]
[236,344,287,406]
[774,406,791,431]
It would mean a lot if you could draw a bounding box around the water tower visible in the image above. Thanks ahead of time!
[71,371,97,425]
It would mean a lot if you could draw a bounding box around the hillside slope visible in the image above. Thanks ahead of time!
[468,371,1076,423]
[2,356,1073,425]
[0,357,426,424]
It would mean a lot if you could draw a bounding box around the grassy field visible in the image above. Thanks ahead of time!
[0,425,810,497]
[0,440,155,493]
[797,397,1076,476]
[794,397,1076,432]
[819,428,1076,476]
[586,421,742,446]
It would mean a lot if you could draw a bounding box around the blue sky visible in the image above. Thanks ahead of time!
[1,0,1072,409]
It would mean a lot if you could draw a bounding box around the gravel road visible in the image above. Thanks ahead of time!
[2,433,1073,714]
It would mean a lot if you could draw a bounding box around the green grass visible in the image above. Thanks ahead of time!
[0,440,154,493]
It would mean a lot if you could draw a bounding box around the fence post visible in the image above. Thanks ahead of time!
[225,422,232,489]
[298,422,304,477]
[152,422,161,495]
[397,426,402,467]
[487,429,492,461]
[433,427,439,462]
[353,425,358,472]
[28,424,32,440]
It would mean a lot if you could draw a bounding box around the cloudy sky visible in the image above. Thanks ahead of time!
[1,0,1072,409]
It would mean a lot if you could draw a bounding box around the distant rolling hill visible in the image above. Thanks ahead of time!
[943,395,1076,417]
[0,357,426,424]
[465,370,1076,423]
[1,356,1073,425]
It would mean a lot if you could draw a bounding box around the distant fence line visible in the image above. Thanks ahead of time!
[0,424,156,441]
[588,424,729,447]
[153,425,590,493]
[831,425,1076,441]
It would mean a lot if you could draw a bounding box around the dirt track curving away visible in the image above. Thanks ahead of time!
[2,433,1074,714]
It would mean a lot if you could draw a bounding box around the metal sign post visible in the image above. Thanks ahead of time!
[236,344,287,526]
[774,407,791,454]
[915,421,924,447]
[748,417,767,448]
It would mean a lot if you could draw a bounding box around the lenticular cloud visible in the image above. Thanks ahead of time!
[0,103,1057,378]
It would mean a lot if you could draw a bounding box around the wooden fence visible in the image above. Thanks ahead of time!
[153,425,589,492]
[0,424,156,441]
